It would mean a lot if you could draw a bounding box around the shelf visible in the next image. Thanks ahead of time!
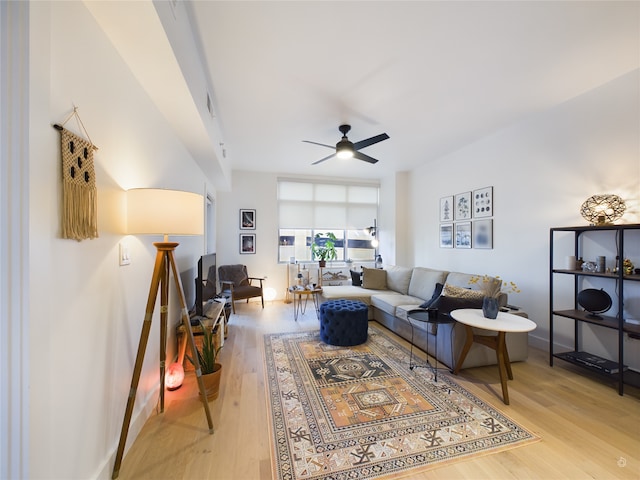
[553,352,640,388]
[550,224,640,396]
[552,309,640,336]
[552,269,640,281]
[550,224,640,232]
[553,309,618,328]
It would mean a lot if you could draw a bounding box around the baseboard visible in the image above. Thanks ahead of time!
[528,333,548,351]
[94,383,161,479]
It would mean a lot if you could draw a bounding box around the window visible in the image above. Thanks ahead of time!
[277,179,379,263]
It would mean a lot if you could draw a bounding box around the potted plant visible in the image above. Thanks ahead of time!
[311,232,338,267]
[192,320,223,400]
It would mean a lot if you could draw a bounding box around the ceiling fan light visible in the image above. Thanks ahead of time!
[336,139,354,159]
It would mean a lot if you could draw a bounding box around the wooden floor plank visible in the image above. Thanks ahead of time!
[115,300,640,480]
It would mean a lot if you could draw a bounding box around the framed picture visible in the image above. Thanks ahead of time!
[473,219,493,249]
[240,209,256,229]
[455,222,472,248]
[240,233,256,254]
[439,196,454,222]
[439,223,453,248]
[473,186,493,218]
[454,192,472,220]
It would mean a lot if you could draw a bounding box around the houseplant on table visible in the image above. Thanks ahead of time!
[191,320,223,400]
[311,232,338,267]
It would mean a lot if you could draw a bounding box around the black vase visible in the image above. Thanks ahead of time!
[482,297,499,319]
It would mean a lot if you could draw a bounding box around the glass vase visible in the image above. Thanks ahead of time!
[482,297,499,319]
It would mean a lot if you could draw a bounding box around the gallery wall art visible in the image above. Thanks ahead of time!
[440,186,493,249]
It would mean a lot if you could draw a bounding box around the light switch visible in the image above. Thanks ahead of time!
[119,242,131,266]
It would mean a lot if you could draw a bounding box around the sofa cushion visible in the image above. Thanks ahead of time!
[408,268,448,300]
[384,265,413,295]
[371,294,422,317]
[419,282,444,308]
[362,267,387,290]
[443,271,483,290]
[319,285,389,306]
[350,270,362,286]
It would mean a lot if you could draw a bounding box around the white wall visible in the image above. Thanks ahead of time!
[28,3,211,478]
[407,70,640,370]
[216,170,288,302]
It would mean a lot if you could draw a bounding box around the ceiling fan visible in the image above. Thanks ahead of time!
[303,124,389,165]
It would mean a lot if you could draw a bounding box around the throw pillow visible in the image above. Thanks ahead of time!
[419,282,444,308]
[443,283,485,300]
[362,267,387,290]
[350,269,362,287]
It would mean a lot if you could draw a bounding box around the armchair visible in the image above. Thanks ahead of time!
[218,264,264,313]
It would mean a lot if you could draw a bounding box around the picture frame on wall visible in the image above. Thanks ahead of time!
[240,209,256,229]
[454,192,472,220]
[473,186,493,218]
[240,233,256,254]
[473,219,493,249]
[455,222,472,248]
[439,196,454,222]
[439,223,453,248]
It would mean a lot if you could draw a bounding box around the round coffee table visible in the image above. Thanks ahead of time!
[450,308,536,405]
[407,309,454,382]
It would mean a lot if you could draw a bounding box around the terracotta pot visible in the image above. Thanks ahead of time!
[199,363,222,400]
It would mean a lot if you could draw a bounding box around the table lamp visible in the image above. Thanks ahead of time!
[580,194,626,226]
[112,188,213,479]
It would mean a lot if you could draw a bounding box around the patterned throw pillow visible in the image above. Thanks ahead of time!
[443,284,485,300]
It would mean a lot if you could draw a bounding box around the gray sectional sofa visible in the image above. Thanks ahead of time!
[318,265,529,370]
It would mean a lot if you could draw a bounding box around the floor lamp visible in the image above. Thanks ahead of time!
[112,188,213,479]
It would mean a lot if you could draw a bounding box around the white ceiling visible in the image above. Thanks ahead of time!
[185,1,639,181]
[86,1,639,185]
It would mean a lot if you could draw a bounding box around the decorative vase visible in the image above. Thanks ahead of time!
[199,363,222,400]
[482,297,499,319]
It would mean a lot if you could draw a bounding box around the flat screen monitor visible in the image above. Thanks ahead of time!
[194,253,216,317]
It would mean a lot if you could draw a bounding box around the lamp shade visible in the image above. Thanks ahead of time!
[579,194,626,226]
[127,188,204,236]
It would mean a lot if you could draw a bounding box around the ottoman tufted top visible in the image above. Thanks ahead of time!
[321,299,368,312]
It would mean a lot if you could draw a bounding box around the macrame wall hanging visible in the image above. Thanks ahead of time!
[54,107,99,241]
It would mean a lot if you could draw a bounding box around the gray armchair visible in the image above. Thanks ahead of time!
[218,264,264,313]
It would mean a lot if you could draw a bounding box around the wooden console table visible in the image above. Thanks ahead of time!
[176,301,225,366]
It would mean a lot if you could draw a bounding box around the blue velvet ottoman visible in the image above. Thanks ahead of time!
[319,299,369,346]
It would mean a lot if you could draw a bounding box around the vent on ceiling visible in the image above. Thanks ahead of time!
[206,92,214,118]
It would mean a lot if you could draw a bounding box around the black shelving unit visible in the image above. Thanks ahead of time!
[549,224,640,395]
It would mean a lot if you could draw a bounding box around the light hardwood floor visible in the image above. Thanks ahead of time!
[116,300,640,480]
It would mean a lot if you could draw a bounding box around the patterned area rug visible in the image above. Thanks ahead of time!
[264,324,538,480]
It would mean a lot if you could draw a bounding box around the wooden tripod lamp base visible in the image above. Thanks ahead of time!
[112,243,214,479]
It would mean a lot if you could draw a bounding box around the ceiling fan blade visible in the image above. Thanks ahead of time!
[353,151,379,164]
[302,140,334,149]
[353,133,389,150]
[312,153,337,165]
